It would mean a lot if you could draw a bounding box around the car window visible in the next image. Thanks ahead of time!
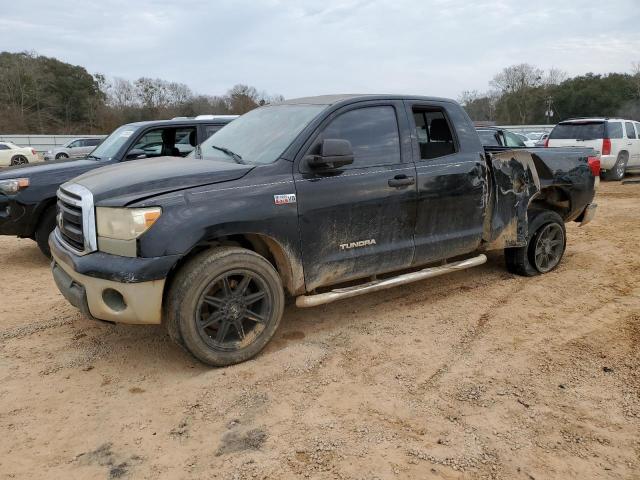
[505,131,526,147]
[607,122,623,139]
[0,144,9,150]
[412,109,456,160]
[321,106,401,167]
[477,130,501,146]
[550,122,605,140]
[131,127,197,158]
[67,140,82,148]
[635,123,640,139]
[625,122,636,139]
[204,125,222,140]
[86,138,101,146]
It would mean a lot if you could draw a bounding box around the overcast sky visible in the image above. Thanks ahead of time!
[2,0,639,100]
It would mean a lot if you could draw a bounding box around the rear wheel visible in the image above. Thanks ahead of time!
[505,210,566,277]
[165,247,284,366]
[35,207,57,259]
[55,153,69,160]
[604,153,627,181]
[10,155,28,166]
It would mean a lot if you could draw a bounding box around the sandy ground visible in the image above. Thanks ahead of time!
[1,181,639,480]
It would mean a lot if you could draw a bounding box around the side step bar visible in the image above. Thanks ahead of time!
[296,254,487,308]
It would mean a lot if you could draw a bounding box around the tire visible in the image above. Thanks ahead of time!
[35,207,57,259]
[10,155,28,166]
[55,153,69,160]
[165,247,285,367]
[604,153,627,181]
[505,210,566,277]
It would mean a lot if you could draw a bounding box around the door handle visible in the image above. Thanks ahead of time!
[388,174,415,188]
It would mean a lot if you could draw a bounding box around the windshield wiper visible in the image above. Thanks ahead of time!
[211,145,245,164]
[86,154,102,160]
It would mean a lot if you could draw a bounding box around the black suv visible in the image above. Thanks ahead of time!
[0,116,236,257]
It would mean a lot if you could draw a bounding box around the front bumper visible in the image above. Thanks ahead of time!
[50,232,179,324]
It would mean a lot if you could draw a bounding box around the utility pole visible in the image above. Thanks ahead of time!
[545,96,554,124]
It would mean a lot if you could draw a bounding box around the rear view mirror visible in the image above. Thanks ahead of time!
[306,139,354,170]
[125,149,147,160]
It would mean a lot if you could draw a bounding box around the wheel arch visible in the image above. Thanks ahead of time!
[163,233,304,300]
[528,186,571,220]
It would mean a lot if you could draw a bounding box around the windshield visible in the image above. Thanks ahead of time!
[196,104,326,164]
[89,124,137,160]
[550,122,604,141]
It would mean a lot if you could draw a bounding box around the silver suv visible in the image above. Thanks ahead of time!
[44,138,103,161]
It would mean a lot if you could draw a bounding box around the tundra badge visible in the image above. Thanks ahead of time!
[274,194,297,205]
[339,239,377,250]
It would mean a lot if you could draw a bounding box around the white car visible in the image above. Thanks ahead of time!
[0,142,40,167]
[547,118,640,180]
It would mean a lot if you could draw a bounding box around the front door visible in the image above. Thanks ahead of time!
[405,100,487,265]
[294,102,417,291]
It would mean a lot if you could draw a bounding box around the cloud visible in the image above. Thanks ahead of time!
[1,0,639,99]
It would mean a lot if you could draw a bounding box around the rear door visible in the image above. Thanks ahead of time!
[294,101,417,291]
[405,100,487,265]
[624,121,640,166]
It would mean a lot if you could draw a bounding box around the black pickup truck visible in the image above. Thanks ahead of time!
[0,116,235,257]
[49,95,598,366]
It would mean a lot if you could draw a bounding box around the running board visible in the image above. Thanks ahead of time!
[295,254,487,308]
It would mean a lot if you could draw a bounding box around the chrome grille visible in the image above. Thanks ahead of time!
[56,184,97,255]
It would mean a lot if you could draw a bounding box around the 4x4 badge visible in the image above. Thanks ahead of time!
[274,194,296,205]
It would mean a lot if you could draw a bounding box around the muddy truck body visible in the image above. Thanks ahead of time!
[49,95,598,366]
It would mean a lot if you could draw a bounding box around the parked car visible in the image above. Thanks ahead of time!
[43,138,104,161]
[0,142,40,166]
[546,118,640,180]
[50,94,598,367]
[0,116,236,257]
[476,127,526,147]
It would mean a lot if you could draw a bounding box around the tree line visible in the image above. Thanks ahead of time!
[0,51,283,134]
[2,51,640,134]
[460,62,640,124]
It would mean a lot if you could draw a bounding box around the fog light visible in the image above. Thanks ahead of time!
[102,288,127,312]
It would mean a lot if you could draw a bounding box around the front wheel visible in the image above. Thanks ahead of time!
[165,247,284,367]
[35,207,57,259]
[505,210,566,277]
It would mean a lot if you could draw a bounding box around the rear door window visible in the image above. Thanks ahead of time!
[625,122,637,139]
[549,122,605,140]
[412,109,456,159]
[204,125,222,140]
[607,122,623,139]
[477,130,500,146]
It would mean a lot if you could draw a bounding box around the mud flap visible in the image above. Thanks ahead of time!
[483,151,540,250]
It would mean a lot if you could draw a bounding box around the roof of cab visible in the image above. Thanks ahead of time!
[279,94,456,106]
[124,117,236,128]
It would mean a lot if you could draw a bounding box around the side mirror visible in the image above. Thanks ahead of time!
[125,149,147,160]
[306,139,354,170]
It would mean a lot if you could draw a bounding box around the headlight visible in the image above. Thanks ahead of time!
[96,207,162,240]
[0,178,29,194]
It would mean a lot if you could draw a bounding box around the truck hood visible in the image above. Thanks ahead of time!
[70,156,254,205]
[0,158,99,183]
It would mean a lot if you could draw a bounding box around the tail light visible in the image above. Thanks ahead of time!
[31,148,37,156]
[543,136,549,148]
[588,156,601,177]
[602,138,611,156]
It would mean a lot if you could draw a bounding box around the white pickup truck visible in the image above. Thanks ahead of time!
[547,118,640,180]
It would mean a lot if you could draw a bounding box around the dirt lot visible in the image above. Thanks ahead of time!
[1,181,639,480]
